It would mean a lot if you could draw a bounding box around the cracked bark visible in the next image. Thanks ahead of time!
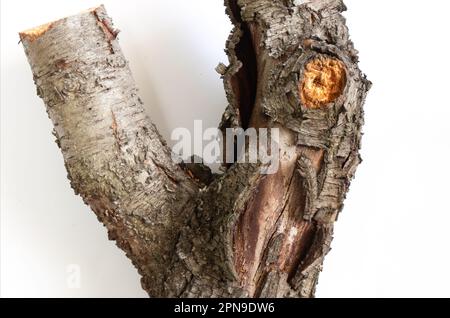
[21,0,370,298]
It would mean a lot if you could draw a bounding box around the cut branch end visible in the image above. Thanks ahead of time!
[300,56,347,109]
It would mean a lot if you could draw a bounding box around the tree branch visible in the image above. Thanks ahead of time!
[185,0,371,297]
[20,5,199,297]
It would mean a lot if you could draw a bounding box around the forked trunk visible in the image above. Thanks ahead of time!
[20,0,370,297]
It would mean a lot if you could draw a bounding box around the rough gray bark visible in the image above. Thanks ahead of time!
[21,0,370,298]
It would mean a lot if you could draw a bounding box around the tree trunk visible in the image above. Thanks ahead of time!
[20,0,370,298]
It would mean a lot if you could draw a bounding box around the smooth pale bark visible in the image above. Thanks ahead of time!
[21,0,370,298]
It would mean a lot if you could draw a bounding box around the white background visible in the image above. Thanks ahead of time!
[1,0,450,298]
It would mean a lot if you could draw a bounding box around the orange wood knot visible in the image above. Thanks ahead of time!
[299,56,347,109]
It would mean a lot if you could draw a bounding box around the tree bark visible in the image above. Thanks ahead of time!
[20,0,370,298]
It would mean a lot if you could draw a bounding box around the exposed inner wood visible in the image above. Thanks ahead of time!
[19,7,102,43]
[300,56,347,109]
[233,141,298,295]
[19,22,55,42]
[278,147,324,280]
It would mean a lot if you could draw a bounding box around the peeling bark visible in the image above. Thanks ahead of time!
[21,0,370,298]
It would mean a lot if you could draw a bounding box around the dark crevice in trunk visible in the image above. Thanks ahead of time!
[227,0,258,130]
